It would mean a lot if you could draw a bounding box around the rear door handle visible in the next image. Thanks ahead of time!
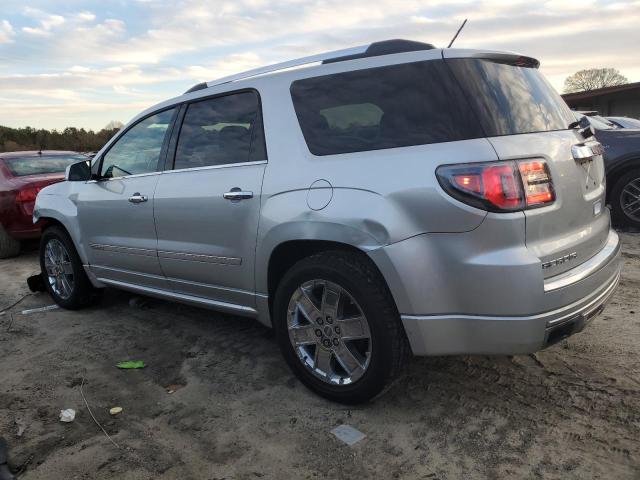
[223,189,253,201]
[128,193,148,204]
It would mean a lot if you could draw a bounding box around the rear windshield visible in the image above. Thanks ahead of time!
[3,154,86,177]
[446,58,575,137]
[290,60,485,156]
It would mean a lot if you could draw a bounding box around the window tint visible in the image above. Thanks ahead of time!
[446,58,575,136]
[174,91,266,170]
[5,154,87,177]
[101,108,175,178]
[290,60,484,156]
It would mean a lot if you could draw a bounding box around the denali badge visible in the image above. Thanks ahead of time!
[542,252,577,270]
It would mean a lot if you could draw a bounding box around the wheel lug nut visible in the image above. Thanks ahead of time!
[317,317,324,325]
[322,339,331,348]
[332,338,339,346]
[334,326,341,335]
[315,329,322,338]
[326,315,333,324]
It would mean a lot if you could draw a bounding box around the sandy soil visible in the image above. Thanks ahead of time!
[0,233,639,479]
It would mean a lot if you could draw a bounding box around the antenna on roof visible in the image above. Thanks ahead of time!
[447,19,467,48]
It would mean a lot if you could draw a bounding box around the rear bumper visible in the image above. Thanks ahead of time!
[401,263,619,355]
[369,218,621,356]
[3,215,41,240]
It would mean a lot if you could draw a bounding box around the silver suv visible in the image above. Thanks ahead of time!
[34,40,621,403]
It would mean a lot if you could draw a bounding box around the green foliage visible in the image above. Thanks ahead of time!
[116,360,146,369]
[0,124,122,153]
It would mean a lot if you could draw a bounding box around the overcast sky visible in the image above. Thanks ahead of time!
[0,0,639,130]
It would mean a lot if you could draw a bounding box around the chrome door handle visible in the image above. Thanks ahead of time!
[223,189,253,201]
[128,193,148,204]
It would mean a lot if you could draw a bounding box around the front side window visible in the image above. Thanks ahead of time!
[290,60,484,156]
[174,91,266,170]
[101,108,175,178]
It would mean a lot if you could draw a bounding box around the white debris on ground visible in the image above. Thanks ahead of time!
[331,425,366,446]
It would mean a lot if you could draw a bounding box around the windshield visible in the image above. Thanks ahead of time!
[592,115,617,128]
[611,117,640,129]
[587,116,615,130]
[3,154,87,177]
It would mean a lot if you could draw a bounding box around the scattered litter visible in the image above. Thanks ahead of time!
[116,361,146,369]
[109,407,123,416]
[79,378,120,448]
[21,305,58,315]
[165,384,184,394]
[59,409,76,423]
[330,424,366,446]
[0,293,33,316]
[14,418,26,438]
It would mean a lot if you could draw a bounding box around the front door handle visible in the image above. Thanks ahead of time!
[223,188,253,201]
[128,193,148,204]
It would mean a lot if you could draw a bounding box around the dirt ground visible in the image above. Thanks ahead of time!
[1,233,639,480]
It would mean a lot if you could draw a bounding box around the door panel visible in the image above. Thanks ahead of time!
[154,90,267,306]
[154,163,266,304]
[79,107,176,288]
[79,175,166,288]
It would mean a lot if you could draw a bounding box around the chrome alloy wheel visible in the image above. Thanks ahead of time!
[287,280,372,385]
[43,238,74,300]
[621,177,640,223]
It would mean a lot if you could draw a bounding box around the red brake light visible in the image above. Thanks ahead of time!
[437,159,555,212]
[16,187,40,203]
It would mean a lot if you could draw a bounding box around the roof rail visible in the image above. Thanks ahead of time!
[194,39,435,91]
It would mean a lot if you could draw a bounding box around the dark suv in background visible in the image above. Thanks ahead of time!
[577,113,640,229]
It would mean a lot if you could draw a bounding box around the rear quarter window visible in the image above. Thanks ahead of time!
[290,60,485,156]
[446,58,575,136]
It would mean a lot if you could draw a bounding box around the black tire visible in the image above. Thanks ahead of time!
[610,168,640,229]
[273,250,408,404]
[0,224,20,259]
[40,226,98,309]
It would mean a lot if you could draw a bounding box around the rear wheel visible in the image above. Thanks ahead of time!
[273,251,408,404]
[0,224,20,259]
[611,168,640,229]
[40,226,98,309]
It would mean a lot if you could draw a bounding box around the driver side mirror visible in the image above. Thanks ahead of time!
[66,160,92,181]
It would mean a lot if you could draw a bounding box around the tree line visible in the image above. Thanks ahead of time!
[0,122,123,153]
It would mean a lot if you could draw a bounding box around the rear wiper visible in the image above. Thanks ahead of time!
[569,116,594,138]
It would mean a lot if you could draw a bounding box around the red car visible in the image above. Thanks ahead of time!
[0,151,87,258]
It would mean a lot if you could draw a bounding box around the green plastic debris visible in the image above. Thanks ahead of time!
[116,360,146,369]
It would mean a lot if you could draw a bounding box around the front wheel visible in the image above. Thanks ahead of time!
[40,226,99,309]
[611,168,640,229]
[273,251,408,404]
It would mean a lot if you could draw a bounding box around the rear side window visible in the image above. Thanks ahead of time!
[4,154,86,176]
[446,58,575,136]
[174,91,266,170]
[290,60,484,156]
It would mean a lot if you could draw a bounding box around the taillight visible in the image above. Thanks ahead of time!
[518,160,555,207]
[15,186,46,216]
[437,160,555,212]
[16,187,41,203]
